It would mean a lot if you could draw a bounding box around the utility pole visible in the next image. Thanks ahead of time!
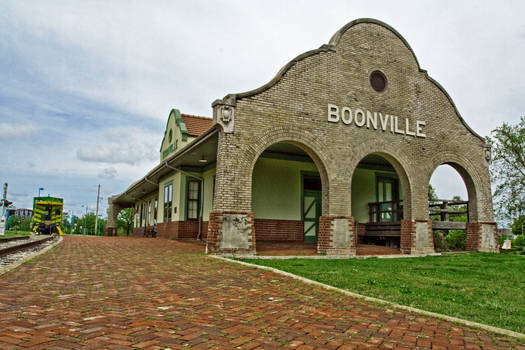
[94,184,100,236]
[0,183,8,236]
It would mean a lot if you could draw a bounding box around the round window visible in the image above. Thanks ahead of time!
[370,70,387,92]
[168,129,173,143]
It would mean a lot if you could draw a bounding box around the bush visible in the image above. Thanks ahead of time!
[7,216,32,231]
[445,230,466,250]
[513,235,525,248]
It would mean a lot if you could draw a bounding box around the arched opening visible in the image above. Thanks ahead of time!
[251,142,326,255]
[351,153,406,255]
[429,163,473,252]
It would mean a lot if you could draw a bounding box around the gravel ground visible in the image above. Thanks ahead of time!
[0,235,58,268]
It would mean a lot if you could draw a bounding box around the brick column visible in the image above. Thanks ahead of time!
[206,210,256,255]
[106,198,122,236]
[400,219,415,254]
[467,222,498,252]
[400,219,435,254]
[317,216,356,256]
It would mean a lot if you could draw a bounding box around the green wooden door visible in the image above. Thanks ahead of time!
[303,190,321,242]
[377,177,399,222]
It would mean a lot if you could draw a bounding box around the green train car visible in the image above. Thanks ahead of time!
[33,196,64,235]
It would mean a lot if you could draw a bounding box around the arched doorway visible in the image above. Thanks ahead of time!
[429,163,475,251]
[251,142,326,255]
[351,153,407,255]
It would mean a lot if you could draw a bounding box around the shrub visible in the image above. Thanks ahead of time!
[513,235,525,248]
[445,230,466,250]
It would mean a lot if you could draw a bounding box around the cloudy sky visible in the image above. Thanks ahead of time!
[1,0,524,219]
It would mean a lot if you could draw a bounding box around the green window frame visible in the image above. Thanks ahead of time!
[147,201,152,226]
[375,175,400,223]
[212,175,216,205]
[186,179,201,220]
[154,199,158,222]
[164,182,173,222]
[139,203,143,227]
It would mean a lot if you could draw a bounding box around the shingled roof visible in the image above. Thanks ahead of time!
[181,114,213,137]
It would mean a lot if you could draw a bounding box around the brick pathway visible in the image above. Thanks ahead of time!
[0,236,522,349]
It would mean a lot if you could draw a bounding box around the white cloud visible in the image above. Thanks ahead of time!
[98,167,117,179]
[0,123,38,140]
[76,127,159,165]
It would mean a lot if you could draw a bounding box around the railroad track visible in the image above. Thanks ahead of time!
[0,235,31,243]
[0,236,58,268]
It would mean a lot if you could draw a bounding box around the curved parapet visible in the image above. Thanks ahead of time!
[212,18,485,143]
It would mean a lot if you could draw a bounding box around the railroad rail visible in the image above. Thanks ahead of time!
[0,236,31,243]
[0,236,57,268]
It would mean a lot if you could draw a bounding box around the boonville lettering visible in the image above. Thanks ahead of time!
[327,104,426,138]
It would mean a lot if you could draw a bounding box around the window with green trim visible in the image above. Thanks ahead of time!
[212,175,216,205]
[147,201,151,226]
[164,183,173,222]
[186,180,200,220]
[139,203,143,227]
[154,199,158,222]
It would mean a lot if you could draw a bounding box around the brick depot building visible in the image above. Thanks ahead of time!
[107,18,498,256]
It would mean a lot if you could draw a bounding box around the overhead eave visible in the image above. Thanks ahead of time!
[112,125,219,205]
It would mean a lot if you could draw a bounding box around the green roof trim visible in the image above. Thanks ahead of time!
[160,108,190,152]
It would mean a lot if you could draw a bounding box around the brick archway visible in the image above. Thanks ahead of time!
[348,141,415,221]
[241,126,332,215]
[425,152,497,252]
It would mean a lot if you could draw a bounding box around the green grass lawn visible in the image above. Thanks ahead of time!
[1,230,32,238]
[241,253,525,333]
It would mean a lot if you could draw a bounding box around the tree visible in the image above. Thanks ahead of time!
[511,216,524,236]
[117,208,134,236]
[486,116,525,221]
[75,213,96,235]
[428,184,438,200]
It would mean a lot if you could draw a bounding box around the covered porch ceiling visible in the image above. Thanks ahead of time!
[112,126,219,205]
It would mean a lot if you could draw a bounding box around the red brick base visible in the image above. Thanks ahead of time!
[318,216,356,255]
[401,219,436,254]
[157,221,208,240]
[206,211,255,255]
[400,219,415,253]
[466,221,498,252]
[466,222,481,251]
[254,219,303,241]
[134,221,208,240]
[355,222,366,244]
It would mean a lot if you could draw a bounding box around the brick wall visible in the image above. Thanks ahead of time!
[254,219,303,241]
[133,221,208,240]
[355,222,367,244]
[466,222,481,251]
[400,219,415,253]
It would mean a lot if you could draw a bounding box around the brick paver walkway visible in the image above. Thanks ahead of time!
[0,236,522,349]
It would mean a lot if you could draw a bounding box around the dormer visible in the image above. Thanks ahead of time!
[159,109,213,161]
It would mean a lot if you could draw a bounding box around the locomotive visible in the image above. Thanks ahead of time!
[32,196,64,235]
